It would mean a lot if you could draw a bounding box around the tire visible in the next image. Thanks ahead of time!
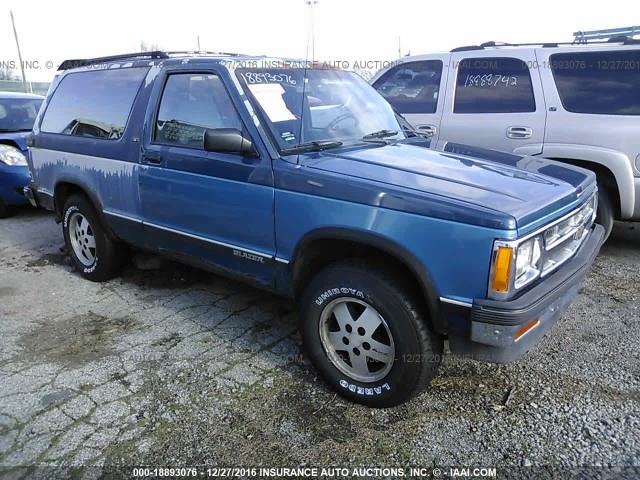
[62,194,125,282]
[595,182,614,242]
[299,260,443,407]
[0,198,10,219]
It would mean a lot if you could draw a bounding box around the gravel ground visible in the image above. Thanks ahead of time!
[0,208,638,477]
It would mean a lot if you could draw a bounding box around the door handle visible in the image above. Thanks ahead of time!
[506,126,533,139]
[142,153,162,165]
[416,124,437,137]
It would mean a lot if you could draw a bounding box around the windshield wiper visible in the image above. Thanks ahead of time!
[362,129,399,141]
[281,140,344,155]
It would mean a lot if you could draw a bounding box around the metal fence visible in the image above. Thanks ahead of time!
[0,79,50,96]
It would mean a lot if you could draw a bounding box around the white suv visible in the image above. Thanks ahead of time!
[371,41,640,239]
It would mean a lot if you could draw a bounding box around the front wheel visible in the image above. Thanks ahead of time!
[0,198,10,219]
[62,194,125,282]
[299,261,443,407]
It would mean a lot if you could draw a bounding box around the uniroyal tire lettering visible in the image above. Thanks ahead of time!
[83,257,98,273]
[315,288,364,306]
[63,206,79,228]
[65,205,97,271]
[339,379,390,395]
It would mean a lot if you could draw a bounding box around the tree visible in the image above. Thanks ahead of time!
[0,64,16,81]
[140,41,160,52]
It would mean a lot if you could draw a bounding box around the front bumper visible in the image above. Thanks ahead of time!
[23,184,37,208]
[23,181,54,211]
[449,223,605,363]
[0,164,30,207]
[633,177,640,220]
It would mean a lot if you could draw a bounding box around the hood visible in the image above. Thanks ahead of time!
[0,131,30,153]
[306,142,595,230]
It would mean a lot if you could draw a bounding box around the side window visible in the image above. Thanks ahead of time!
[550,50,640,115]
[373,60,443,114]
[154,73,243,149]
[454,57,536,113]
[41,67,148,139]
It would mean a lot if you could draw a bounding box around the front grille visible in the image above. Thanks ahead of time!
[540,193,597,277]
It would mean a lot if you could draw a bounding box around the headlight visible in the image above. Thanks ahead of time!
[489,193,597,300]
[490,236,542,298]
[514,237,542,288]
[0,144,27,166]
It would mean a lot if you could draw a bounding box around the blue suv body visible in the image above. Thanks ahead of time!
[0,91,43,217]
[26,52,603,407]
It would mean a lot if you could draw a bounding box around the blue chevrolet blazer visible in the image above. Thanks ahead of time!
[0,91,43,217]
[26,52,604,407]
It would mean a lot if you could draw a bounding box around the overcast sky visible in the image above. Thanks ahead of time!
[1,0,637,82]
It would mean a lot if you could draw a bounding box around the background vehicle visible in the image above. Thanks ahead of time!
[371,39,640,240]
[26,52,602,407]
[0,92,43,218]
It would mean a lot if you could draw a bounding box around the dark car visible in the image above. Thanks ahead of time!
[0,91,44,218]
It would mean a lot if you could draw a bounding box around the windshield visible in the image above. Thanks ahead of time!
[236,68,404,152]
[0,98,43,132]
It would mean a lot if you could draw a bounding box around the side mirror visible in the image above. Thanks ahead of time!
[204,128,257,157]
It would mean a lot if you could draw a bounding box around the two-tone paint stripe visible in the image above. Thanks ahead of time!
[103,209,290,265]
[106,210,474,306]
[439,297,472,308]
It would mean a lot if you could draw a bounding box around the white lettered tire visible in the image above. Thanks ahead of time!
[300,260,443,407]
[62,194,125,282]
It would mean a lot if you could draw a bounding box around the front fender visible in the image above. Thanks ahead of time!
[290,226,444,330]
[543,144,635,219]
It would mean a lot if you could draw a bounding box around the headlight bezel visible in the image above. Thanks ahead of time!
[488,192,597,300]
[489,236,543,301]
[0,144,28,166]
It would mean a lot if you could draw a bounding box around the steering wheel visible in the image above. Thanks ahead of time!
[326,112,359,133]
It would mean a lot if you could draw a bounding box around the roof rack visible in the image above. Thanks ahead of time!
[450,35,640,52]
[58,51,168,70]
[162,50,248,57]
[57,50,255,71]
[574,26,639,43]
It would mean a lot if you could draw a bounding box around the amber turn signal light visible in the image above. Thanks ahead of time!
[492,246,513,293]
[514,318,540,342]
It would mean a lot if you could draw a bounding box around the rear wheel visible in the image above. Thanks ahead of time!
[62,194,125,281]
[595,182,614,242]
[300,261,443,407]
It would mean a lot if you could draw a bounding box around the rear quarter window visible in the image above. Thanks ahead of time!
[40,67,148,139]
[550,50,640,115]
[454,57,536,113]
